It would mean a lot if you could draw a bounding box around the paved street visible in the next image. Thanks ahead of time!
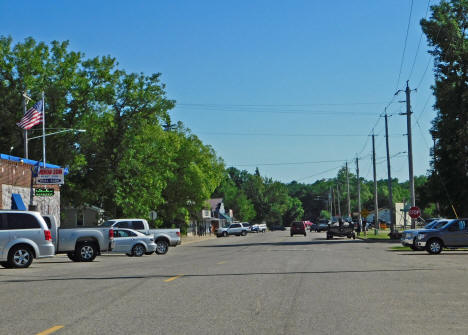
[1,231,468,335]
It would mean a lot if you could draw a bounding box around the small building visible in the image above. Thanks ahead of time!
[62,205,104,228]
[0,154,67,224]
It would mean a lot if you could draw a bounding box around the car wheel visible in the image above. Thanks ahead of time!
[241,231,247,236]
[290,233,293,237]
[304,233,306,236]
[132,244,146,257]
[410,245,417,251]
[67,252,80,262]
[426,239,443,254]
[155,239,169,255]
[145,251,155,255]
[126,253,134,257]
[8,245,33,268]
[223,231,228,237]
[76,242,97,262]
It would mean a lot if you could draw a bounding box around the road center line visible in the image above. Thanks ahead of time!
[164,274,183,282]
[36,325,64,335]
[217,261,226,264]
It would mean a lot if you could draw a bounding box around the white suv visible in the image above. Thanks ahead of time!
[0,210,55,268]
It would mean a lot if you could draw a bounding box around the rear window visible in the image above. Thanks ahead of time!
[43,216,52,229]
[292,222,304,227]
[131,221,145,230]
[0,213,41,230]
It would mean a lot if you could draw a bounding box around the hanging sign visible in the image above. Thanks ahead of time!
[35,188,55,196]
[36,168,64,185]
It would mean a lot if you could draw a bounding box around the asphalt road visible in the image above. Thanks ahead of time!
[1,231,468,335]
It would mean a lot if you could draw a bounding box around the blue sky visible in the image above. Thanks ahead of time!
[1,0,437,183]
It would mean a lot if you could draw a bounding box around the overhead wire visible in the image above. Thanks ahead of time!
[395,0,415,91]
[408,0,432,81]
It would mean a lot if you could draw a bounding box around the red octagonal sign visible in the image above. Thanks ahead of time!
[409,206,421,219]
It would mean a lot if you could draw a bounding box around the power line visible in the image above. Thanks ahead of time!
[196,131,405,138]
[295,165,343,182]
[395,0,414,91]
[177,102,388,107]
[408,0,432,81]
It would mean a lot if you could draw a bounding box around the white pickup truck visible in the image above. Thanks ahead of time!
[100,219,181,255]
[43,215,114,262]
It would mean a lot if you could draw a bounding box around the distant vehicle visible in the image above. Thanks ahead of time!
[112,228,156,257]
[101,219,180,255]
[241,222,252,232]
[0,210,55,268]
[44,214,114,263]
[290,221,306,237]
[270,225,286,231]
[316,219,330,232]
[401,219,449,250]
[251,224,259,232]
[258,223,267,233]
[416,218,468,254]
[216,223,248,237]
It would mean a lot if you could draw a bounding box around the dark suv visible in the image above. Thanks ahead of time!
[290,221,306,237]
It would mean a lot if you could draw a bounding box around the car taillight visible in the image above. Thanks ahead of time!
[44,230,52,241]
[109,229,114,239]
[176,231,180,236]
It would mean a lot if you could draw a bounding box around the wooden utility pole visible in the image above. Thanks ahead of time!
[346,161,351,219]
[356,157,361,226]
[372,134,379,234]
[384,112,394,233]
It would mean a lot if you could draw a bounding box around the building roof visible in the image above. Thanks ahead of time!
[208,198,223,211]
[0,154,69,174]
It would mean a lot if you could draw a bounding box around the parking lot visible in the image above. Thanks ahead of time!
[2,230,468,335]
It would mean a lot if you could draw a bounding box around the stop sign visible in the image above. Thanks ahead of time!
[409,206,421,219]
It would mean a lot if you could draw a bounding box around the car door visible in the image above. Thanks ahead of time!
[230,224,241,234]
[112,230,133,253]
[457,220,468,246]
[444,221,465,247]
[0,214,10,259]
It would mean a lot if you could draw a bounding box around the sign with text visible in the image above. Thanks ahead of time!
[36,168,64,185]
[35,188,55,196]
[409,206,421,219]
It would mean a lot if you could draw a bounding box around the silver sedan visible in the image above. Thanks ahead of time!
[112,228,157,257]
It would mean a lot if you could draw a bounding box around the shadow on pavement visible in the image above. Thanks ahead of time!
[0,268,435,282]
[195,239,365,248]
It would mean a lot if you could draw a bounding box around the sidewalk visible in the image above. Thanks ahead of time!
[181,234,217,245]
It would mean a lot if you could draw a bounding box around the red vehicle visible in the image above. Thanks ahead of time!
[290,221,307,237]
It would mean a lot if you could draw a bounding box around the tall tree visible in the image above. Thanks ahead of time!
[421,0,468,216]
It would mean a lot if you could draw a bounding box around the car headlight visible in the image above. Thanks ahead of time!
[417,234,425,240]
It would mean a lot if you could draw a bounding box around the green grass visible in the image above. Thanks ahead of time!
[390,246,411,251]
[357,230,390,240]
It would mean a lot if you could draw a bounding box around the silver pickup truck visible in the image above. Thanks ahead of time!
[43,215,114,262]
[416,218,468,254]
[101,219,181,255]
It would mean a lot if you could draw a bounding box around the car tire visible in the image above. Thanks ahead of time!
[304,233,306,236]
[290,233,293,237]
[8,245,33,268]
[410,245,417,251]
[241,231,247,236]
[126,253,134,257]
[76,242,98,262]
[67,252,80,262]
[155,239,169,255]
[426,238,443,254]
[132,244,146,257]
[223,231,228,237]
[145,251,155,255]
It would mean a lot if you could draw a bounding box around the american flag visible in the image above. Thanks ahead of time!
[17,100,43,130]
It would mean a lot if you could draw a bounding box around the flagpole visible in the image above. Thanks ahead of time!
[42,91,46,168]
[23,92,28,159]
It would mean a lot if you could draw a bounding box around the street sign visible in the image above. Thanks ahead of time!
[409,206,421,219]
[149,211,158,220]
[361,209,370,217]
[36,168,64,185]
[35,188,55,196]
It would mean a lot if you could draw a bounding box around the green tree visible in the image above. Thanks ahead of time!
[421,0,468,216]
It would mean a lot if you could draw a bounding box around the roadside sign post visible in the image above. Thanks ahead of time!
[149,211,157,228]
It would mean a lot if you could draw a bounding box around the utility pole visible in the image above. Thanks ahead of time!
[397,81,416,228]
[356,157,362,227]
[346,161,351,219]
[384,111,394,233]
[336,185,342,218]
[329,187,333,219]
[372,134,379,235]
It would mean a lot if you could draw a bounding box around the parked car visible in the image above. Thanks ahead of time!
[270,225,286,231]
[241,222,252,232]
[44,215,114,262]
[401,219,449,250]
[0,210,55,268]
[416,218,468,254]
[216,223,248,237]
[101,219,180,255]
[316,219,330,232]
[112,228,157,256]
[251,224,259,232]
[258,223,267,233]
[290,221,306,236]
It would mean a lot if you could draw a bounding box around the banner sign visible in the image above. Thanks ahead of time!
[35,188,55,196]
[36,168,64,185]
